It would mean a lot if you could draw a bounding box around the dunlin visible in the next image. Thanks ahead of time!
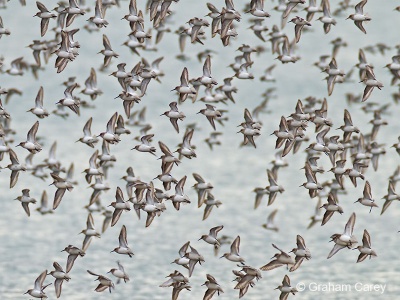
[61,245,85,273]
[262,209,279,231]
[202,274,223,300]
[221,236,245,264]
[260,244,295,271]
[108,187,131,226]
[355,229,377,263]
[184,245,205,277]
[34,1,56,37]
[86,270,114,293]
[199,225,224,249]
[48,262,70,298]
[327,212,358,259]
[80,213,101,252]
[24,269,51,299]
[16,121,42,153]
[347,0,371,34]
[108,261,130,284]
[289,235,311,271]
[111,225,134,257]
[275,275,298,300]
[320,193,344,225]
[15,188,36,217]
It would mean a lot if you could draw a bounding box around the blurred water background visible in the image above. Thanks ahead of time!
[0,0,400,299]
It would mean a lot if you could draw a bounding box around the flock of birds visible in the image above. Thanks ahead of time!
[1,0,400,299]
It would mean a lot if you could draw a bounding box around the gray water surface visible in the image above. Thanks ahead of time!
[0,1,399,299]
